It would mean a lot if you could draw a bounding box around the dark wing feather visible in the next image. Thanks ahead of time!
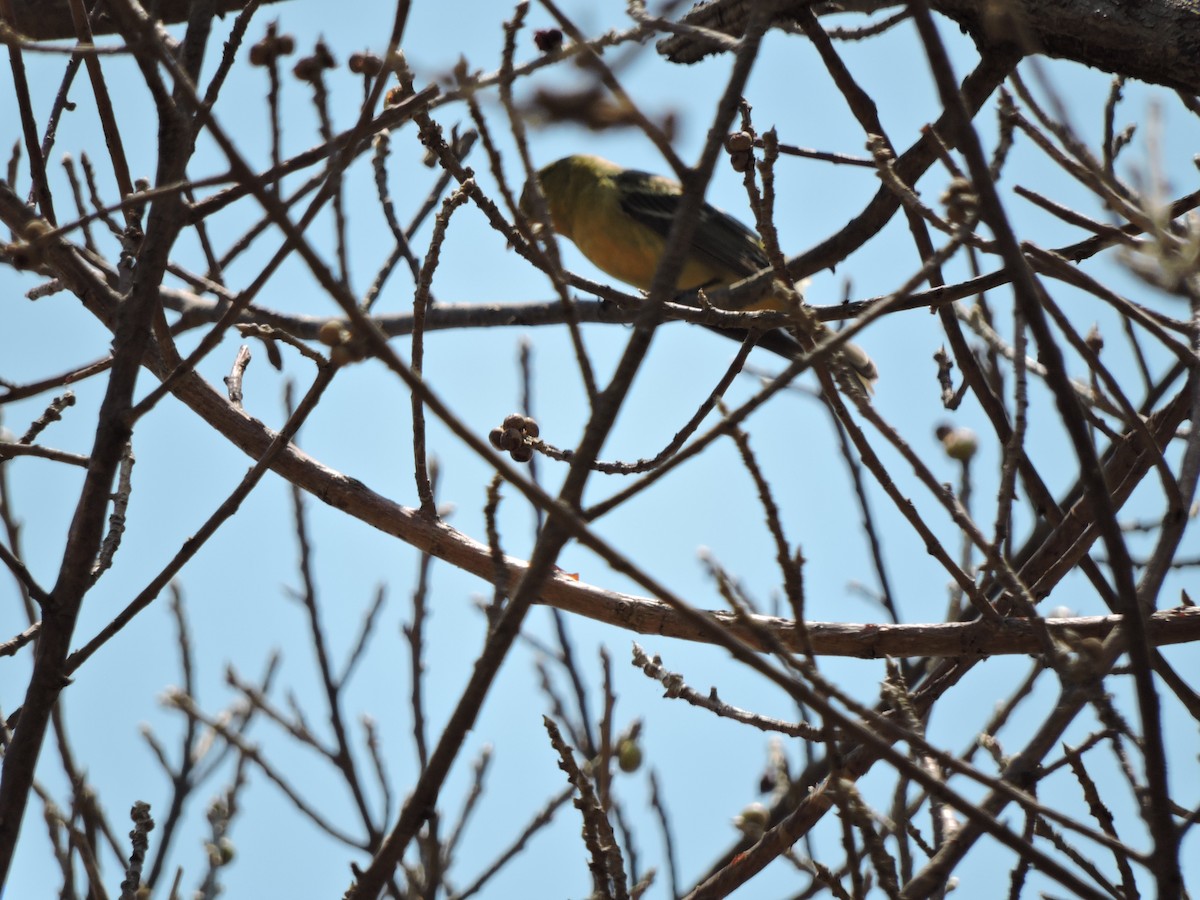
[614,169,768,280]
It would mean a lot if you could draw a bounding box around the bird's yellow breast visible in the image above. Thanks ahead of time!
[569,189,729,292]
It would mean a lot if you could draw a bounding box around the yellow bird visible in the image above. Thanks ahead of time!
[520,154,877,390]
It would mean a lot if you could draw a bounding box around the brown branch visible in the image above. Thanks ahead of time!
[934,0,1200,93]
[657,0,1200,94]
[0,0,290,40]
[9,175,1196,672]
[908,3,1181,891]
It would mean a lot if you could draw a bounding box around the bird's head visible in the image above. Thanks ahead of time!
[519,155,616,241]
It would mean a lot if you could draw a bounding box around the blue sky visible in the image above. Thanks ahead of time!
[2,2,1198,897]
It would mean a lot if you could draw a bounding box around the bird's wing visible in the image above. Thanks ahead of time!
[614,169,769,280]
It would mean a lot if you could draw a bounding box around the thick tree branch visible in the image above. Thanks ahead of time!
[657,0,1200,94]
[0,0,289,41]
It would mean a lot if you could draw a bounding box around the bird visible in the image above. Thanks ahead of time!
[519,153,877,391]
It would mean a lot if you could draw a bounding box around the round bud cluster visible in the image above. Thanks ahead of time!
[206,836,235,866]
[940,176,978,226]
[293,41,336,83]
[1061,631,1106,681]
[733,802,769,840]
[935,423,978,462]
[616,736,642,773]
[22,219,52,241]
[3,218,53,270]
[488,413,540,463]
[317,320,366,367]
[349,52,384,76]
[725,131,755,173]
[533,28,564,53]
[248,24,295,67]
